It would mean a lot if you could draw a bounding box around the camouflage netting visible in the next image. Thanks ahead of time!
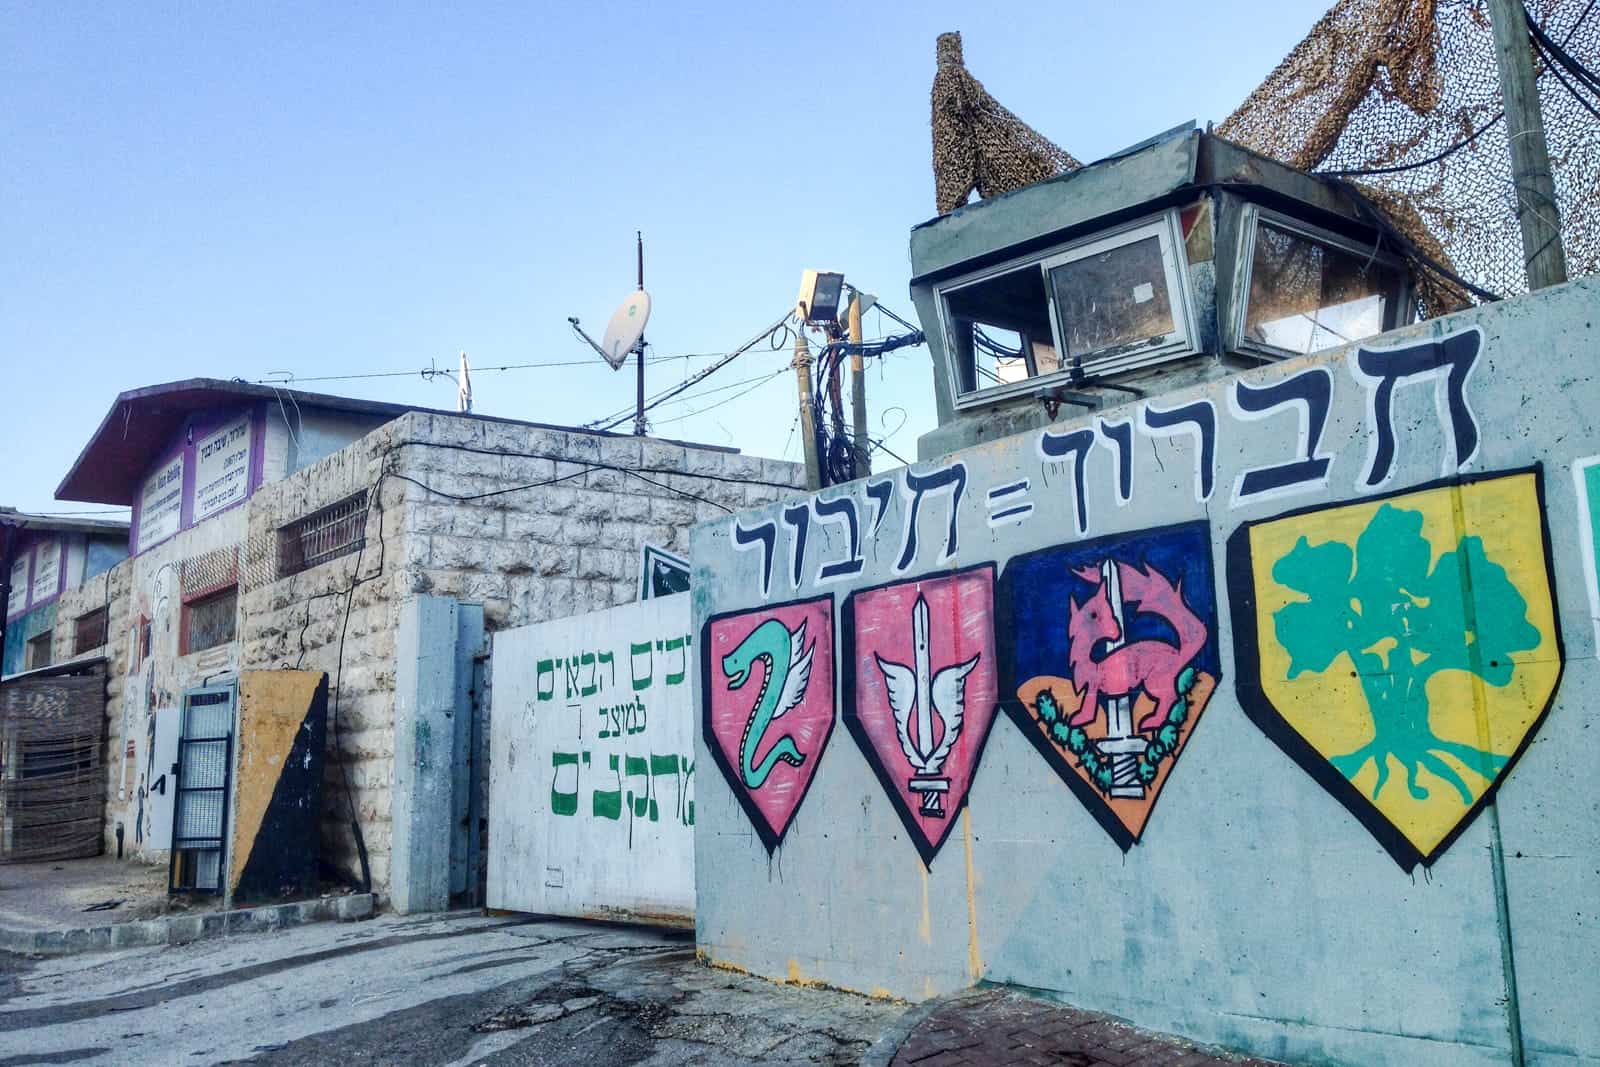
[932,32,1082,215]
[1219,0,1599,307]
[932,2,1599,315]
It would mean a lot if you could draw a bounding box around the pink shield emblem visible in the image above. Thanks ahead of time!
[843,566,999,865]
[702,596,836,852]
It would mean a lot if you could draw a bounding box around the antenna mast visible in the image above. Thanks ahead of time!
[634,231,646,436]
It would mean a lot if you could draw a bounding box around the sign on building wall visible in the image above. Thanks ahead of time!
[29,539,60,604]
[639,543,690,600]
[137,455,184,553]
[6,556,27,616]
[193,416,252,522]
[488,593,695,922]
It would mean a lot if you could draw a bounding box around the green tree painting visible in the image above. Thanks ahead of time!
[1271,503,1540,805]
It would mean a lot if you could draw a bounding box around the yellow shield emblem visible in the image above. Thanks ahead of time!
[1227,468,1563,870]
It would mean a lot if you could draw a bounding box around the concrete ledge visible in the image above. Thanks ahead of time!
[0,893,374,958]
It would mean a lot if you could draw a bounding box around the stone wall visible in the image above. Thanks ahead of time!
[237,410,807,900]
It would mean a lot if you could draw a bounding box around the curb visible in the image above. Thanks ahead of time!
[860,987,992,1067]
[0,893,375,957]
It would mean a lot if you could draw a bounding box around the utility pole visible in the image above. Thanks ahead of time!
[1487,0,1568,290]
[634,231,648,436]
[794,328,822,490]
[847,295,869,479]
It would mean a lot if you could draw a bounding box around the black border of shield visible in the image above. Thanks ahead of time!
[1225,463,1565,872]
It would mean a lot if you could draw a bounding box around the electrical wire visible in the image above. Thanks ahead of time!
[1326,177,1505,304]
[1528,4,1600,95]
[384,438,801,492]
[585,311,795,431]
[650,368,793,427]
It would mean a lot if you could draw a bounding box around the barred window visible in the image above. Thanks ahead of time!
[182,587,237,655]
[278,491,368,578]
[74,607,108,654]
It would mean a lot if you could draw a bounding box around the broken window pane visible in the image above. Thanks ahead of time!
[1245,222,1401,355]
[1049,235,1175,359]
[942,265,1058,391]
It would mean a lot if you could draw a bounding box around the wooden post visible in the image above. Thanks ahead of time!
[794,328,822,490]
[1487,0,1568,290]
[848,296,869,479]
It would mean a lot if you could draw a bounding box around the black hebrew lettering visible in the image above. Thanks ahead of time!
[896,463,967,572]
[1354,329,1482,487]
[1038,427,1095,534]
[1232,368,1333,501]
[865,478,894,538]
[1142,399,1216,501]
[1098,419,1134,504]
[812,494,865,581]
[732,519,778,597]
[781,504,810,589]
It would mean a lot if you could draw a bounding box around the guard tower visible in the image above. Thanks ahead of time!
[910,126,1419,459]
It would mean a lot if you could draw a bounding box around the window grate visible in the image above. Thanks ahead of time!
[182,586,237,655]
[278,491,368,578]
[74,608,108,655]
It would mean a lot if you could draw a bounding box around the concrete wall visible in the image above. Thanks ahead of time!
[489,593,696,924]
[690,278,1600,1066]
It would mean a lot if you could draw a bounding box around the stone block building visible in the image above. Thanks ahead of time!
[46,378,805,906]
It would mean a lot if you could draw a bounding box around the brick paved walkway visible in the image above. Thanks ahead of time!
[890,988,1290,1067]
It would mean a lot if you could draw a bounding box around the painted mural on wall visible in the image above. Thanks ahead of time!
[842,566,998,865]
[1575,455,1600,656]
[488,594,699,920]
[701,595,836,852]
[1227,469,1563,870]
[999,522,1220,849]
[692,321,1581,877]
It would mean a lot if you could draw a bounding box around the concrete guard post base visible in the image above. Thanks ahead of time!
[0,893,375,958]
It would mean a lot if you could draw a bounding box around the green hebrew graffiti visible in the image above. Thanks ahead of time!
[625,755,651,819]
[631,641,653,691]
[662,636,688,685]
[592,754,622,820]
[1272,502,1538,804]
[550,751,579,816]
[650,754,679,823]
[548,751,695,824]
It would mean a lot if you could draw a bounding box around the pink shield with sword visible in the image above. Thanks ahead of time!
[844,566,999,865]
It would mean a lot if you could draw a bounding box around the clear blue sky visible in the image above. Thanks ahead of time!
[3,1,1334,515]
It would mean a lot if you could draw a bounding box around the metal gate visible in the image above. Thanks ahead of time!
[487,594,695,923]
[169,683,235,893]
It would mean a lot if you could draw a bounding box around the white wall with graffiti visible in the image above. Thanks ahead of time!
[488,593,696,923]
[690,278,1600,1067]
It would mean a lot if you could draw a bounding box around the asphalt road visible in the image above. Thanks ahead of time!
[0,913,908,1066]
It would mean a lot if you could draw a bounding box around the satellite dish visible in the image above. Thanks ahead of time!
[598,291,652,370]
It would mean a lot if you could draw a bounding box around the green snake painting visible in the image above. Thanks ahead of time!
[721,618,815,789]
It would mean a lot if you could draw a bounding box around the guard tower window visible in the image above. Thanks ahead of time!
[1237,207,1410,358]
[942,264,1059,393]
[1045,220,1184,365]
[937,211,1196,406]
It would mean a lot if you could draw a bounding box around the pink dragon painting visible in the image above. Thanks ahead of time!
[1066,561,1207,732]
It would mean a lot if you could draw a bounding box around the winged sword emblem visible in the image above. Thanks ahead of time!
[874,593,979,817]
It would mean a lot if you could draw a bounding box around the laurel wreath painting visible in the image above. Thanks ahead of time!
[1033,667,1198,794]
